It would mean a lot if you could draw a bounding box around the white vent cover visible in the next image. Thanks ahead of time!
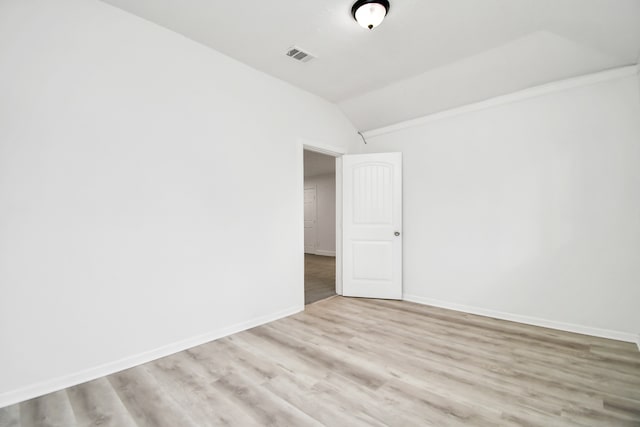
[286,46,315,63]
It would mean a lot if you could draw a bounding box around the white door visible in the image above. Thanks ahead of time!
[304,186,317,253]
[343,153,402,299]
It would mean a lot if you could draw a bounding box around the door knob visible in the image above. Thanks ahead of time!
[394,231,401,236]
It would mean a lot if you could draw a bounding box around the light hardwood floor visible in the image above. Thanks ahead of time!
[2,297,640,426]
[304,254,335,305]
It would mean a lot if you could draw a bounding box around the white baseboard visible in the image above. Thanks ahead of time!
[403,294,638,344]
[314,249,336,257]
[637,334,640,352]
[0,305,303,409]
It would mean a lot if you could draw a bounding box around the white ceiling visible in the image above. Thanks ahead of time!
[101,0,640,131]
[304,150,335,178]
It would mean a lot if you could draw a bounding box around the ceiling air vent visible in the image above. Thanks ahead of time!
[286,46,315,63]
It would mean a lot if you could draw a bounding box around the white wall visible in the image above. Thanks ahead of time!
[304,174,336,255]
[358,71,640,340]
[0,0,357,404]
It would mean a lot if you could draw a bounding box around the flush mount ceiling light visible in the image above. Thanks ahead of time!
[351,0,390,30]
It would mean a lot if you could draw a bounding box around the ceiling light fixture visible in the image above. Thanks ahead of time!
[351,0,390,30]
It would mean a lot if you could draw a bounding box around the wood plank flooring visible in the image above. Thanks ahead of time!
[304,254,335,305]
[2,297,639,426]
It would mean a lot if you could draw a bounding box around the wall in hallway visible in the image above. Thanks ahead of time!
[304,173,336,256]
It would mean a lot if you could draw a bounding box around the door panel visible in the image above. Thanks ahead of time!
[343,153,402,299]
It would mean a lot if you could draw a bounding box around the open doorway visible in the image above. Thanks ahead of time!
[303,149,337,304]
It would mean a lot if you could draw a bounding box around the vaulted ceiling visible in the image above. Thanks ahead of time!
[101,0,640,131]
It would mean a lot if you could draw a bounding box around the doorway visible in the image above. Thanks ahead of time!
[303,149,338,304]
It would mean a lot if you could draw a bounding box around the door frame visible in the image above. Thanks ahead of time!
[299,139,345,297]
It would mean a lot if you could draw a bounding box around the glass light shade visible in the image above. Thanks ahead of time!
[354,3,387,29]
